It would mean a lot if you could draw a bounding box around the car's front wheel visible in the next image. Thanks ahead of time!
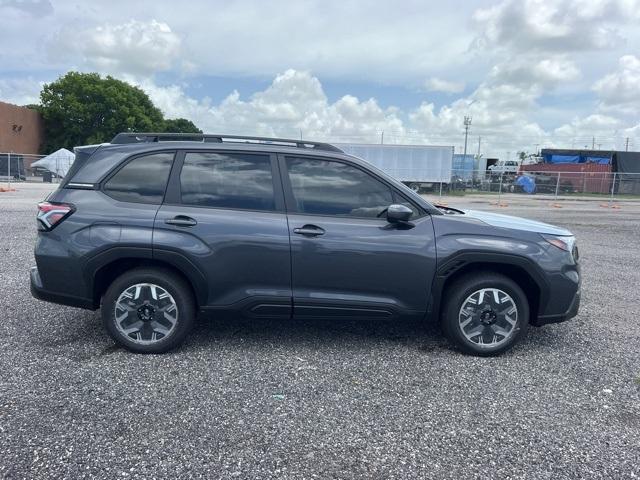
[441,272,529,356]
[101,267,195,353]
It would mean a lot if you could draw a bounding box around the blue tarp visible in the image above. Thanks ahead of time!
[543,153,611,164]
[548,155,580,164]
[516,175,536,193]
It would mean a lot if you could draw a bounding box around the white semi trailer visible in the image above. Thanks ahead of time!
[338,143,454,192]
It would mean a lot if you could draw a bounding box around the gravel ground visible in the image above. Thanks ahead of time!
[1,183,639,479]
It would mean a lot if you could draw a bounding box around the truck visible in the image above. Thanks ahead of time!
[488,159,520,179]
[338,143,454,192]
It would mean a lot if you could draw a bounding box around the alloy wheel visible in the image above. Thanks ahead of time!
[458,288,518,347]
[114,283,179,345]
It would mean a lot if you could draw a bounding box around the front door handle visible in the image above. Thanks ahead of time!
[165,215,197,227]
[293,224,325,236]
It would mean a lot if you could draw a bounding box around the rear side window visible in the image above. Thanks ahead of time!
[104,152,174,204]
[180,152,275,211]
[285,157,393,217]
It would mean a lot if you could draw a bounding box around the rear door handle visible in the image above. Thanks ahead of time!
[165,215,197,227]
[293,225,325,236]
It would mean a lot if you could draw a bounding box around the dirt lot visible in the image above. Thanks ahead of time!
[1,183,639,479]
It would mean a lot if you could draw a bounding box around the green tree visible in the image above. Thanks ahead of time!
[39,72,165,152]
[161,118,202,133]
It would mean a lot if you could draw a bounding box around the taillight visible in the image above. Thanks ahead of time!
[37,202,75,231]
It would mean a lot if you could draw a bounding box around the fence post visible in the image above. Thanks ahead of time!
[7,152,11,190]
[439,179,443,198]
[610,172,616,205]
[554,172,560,201]
[498,173,503,202]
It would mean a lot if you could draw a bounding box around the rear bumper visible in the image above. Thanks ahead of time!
[30,267,95,310]
[533,289,580,327]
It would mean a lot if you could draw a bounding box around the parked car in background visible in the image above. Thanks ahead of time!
[31,133,580,356]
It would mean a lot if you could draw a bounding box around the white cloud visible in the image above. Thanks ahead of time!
[3,63,637,157]
[0,0,53,17]
[593,55,640,113]
[136,70,407,142]
[405,54,580,153]
[1,0,639,156]
[552,113,632,149]
[132,66,640,156]
[554,113,621,137]
[135,69,548,155]
[137,63,542,149]
[52,19,181,75]
[0,77,43,106]
[473,0,639,53]
[490,56,580,89]
[32,0,473,85]
[425,78,465,94]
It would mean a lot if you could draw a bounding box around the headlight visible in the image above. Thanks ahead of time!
[541,234,579,262]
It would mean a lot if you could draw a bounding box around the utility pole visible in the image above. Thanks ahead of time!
[463,116,472,160]
[381,131,384,145]
[473,137,482,183]
[592,136,595,150]
[534,143,540,155]
[625,137,630,152]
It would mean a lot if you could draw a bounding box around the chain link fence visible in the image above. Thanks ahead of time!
[1,152,51,189]
[432,169,640,204]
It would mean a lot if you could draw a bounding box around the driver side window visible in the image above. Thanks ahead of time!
[285,157,393,218]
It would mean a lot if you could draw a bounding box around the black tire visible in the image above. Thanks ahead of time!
[101,267,195,354]
[441,272,529,356]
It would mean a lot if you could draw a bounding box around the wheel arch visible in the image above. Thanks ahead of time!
[430,253,548,323]
[86,248,207,309]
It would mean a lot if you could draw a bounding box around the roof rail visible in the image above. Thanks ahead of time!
[110,133,343,153]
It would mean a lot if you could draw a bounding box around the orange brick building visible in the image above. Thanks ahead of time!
[0,101,45,170]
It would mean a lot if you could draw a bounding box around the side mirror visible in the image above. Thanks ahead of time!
[386,204,413,223]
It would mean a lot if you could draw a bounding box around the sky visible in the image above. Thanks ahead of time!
[0,0,639,158]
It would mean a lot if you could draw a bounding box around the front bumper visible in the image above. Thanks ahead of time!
[30,267,94,309]
[533,289,580,326]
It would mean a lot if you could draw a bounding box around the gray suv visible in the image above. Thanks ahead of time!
[31,133,580,356]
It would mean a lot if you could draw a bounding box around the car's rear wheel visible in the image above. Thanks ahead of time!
[101,267,195,353]
[441,272,529,356]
